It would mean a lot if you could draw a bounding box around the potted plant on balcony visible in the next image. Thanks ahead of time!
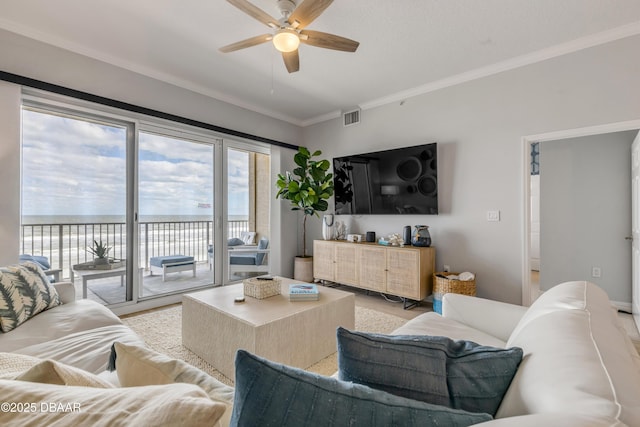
[87,240,112,265]
[276,147,334,282]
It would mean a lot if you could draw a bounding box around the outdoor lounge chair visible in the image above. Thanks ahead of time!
[149,255,196,281]
[228,237,269,276]
[19,254,62,282]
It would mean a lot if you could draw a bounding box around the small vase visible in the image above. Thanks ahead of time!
[94,258,109,265]
[322,214,335,240]
[411,225,431,247]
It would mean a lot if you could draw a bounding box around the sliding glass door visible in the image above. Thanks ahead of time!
[20,99,271,308]
[138,129,216,298]
[225,145,271,283]
[21,106,131,305]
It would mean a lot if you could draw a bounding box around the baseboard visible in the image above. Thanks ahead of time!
[611,300,632,313]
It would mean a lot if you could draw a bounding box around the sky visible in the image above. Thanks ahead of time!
[21,109,249,218]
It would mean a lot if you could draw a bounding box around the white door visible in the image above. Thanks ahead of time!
[632,131,640,331]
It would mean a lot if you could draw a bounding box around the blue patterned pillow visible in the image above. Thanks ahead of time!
[0,262,61,332]
[230,349,492,427]
[337,327,522,416]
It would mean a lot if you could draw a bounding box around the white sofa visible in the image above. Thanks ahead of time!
[0,281,143,375]
[1,280,235,426]
[392,281,640,426]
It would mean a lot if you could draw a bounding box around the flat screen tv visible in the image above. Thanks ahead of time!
[333,143,438,215]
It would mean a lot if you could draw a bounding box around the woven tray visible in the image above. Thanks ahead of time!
[433,272,476,296]
[243,277,281,299]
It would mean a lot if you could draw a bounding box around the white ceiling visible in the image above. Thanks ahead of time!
[1,0,640,126]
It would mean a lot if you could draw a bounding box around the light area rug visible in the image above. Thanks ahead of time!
[121,305,407,387]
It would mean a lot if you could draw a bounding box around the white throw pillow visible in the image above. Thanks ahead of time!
[15,359,114,388]
[112,342,234,427]
[0,379,226,426]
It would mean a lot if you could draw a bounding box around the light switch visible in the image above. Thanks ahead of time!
[487,210,500,222]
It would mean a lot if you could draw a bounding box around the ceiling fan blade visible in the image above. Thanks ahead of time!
[219,34,271,53]
[288,0,333,29]
[227,0,279,28]
[299,30,359,52]
[282,50,300,73]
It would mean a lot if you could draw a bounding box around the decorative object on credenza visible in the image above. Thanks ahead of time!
[347,234,363,243]
[378,233,403,246]
[411,225,432,247]
[322,214,335,240]
[365,231,376,242]
[403,225,412,246]
[334,221,347,240]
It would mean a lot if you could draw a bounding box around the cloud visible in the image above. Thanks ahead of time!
[21,109,250,218]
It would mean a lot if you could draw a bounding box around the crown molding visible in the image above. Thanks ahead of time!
[2,17,639,128]
[355,21,640,116]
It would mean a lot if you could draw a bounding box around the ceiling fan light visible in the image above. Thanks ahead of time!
[273,29,300,52]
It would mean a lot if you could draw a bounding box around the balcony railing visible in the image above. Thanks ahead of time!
[20,220,249,280]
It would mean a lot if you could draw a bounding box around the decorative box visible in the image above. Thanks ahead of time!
[243,277,281,299]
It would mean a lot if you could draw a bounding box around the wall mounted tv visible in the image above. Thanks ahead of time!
[333,143,438,215]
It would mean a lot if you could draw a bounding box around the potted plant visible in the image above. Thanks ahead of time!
[276,147,334,282]
[87,240,112,265]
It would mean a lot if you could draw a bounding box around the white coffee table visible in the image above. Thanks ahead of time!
[71,267,126,299]
[182,277,355,380]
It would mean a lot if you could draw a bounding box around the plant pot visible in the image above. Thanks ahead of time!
[294,256,314,283]
[93,258,109,266]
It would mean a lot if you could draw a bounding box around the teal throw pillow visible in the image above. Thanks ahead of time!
[337,327,522,416]
[230,349,492,427]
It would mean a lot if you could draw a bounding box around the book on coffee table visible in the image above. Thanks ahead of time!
[289,283,319,301]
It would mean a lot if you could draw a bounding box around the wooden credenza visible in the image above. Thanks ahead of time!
[313,240,435,303]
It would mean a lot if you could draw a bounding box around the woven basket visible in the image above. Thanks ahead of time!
[433,272,476,297]
[243,277,281,299]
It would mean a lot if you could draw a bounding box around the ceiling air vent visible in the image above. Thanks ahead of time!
[343,108,361,127]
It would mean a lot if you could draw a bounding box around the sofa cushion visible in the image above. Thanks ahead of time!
[150,255,194,267]
[392,311,508,348]
[228,238,245,246]
[19,254,50,270]
[231,349,492,427]
[0,379,226,426]
[337,327,522,416]
[15,359,114,388]
[499,281,640,426]
[0,261,61,332]
[110,342,234,427]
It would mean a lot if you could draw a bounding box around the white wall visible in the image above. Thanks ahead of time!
[0,82,21,265]
[302,35,640,304]
[540,132,635,304]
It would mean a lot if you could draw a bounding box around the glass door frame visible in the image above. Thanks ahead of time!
[21,95,137,306]
[136,122,223,295]
[221,139,271,285]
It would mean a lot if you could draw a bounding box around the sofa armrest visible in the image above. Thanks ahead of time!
[442,293,528,343]
[53,281,76,304]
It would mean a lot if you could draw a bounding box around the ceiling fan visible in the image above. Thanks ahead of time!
[219,0,360,73]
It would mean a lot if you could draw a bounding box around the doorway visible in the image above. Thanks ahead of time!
[522,120,640,310]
